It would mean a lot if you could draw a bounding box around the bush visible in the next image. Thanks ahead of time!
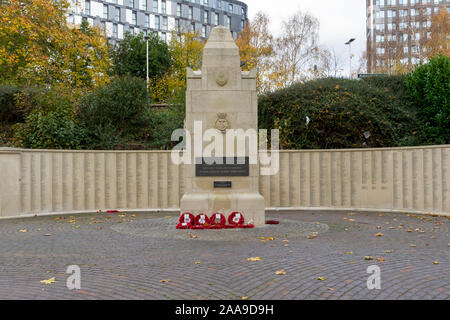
[406,54,450,144]
[0,85,40,124]
[14,108,87,149]
[146,89,185,149]
[258,77,422,149]
[77,76,150,149]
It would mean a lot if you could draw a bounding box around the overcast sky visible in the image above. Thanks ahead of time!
[244,0,366,75]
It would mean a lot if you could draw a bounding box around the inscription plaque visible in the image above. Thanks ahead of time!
[214,181,232,188]
[196,157,249,177]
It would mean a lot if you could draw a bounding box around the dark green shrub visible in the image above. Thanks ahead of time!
[146,89,185,149]
[0,85,40,123]
[406,54,449,144]
[77,76,150,149]
[14,108,87,149]
[258,77,421,149]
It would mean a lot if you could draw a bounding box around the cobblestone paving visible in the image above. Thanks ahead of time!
[0,210,448,300]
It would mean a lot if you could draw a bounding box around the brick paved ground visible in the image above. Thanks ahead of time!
[0,210,448,300]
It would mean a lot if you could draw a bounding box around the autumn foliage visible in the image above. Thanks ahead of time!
[0,0,111,88]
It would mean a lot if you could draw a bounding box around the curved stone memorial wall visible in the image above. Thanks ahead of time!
[0,145,449,218]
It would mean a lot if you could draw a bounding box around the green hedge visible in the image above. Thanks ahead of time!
[258,77,422,149]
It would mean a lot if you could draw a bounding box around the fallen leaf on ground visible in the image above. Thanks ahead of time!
[160,279,171,283]
[19,229,27,233]
[40,277,56,285]
[43,233,52,237]
[188,234,198,239]
[384,250,395,253]
[275,269,286,275]
[364,256,374,260]
[268,237,275,241]
[194,261,201,264]
[433,261,439,265]
[375,232,384,237]
[241,296,248,300]
[317,277,327,281]
[377,257,386,262]
[410,244,417,247]
[130,214,136,217]
[260,237,266,240]
[345,251,353,254]
[307,234,317,239]
[247,257,261,262]
[328,288,334,291]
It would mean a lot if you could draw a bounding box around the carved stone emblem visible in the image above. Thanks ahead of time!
[216,70,228,87]
[215,113,230,134]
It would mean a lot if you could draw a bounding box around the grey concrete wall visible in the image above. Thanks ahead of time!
[0,145,449,218]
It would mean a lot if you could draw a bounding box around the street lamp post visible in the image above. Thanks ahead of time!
[345,38,355,79]
[144,35,149,86]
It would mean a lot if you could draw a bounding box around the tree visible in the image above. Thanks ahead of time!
[236,12,274,93]
[149,31,204,103]
[406,54,449,144]
[110,32,170,80]
[0,0,111,88]
[271,10,321,89]
[425,7,450,58]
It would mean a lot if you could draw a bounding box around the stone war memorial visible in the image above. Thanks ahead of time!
[179,26,266,228]
[0,25,449,302]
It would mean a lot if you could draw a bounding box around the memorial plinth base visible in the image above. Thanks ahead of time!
[180,192,266,227]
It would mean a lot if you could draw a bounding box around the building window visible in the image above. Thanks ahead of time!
[145,14,149,27]
[103,4,108,19]
[161,0,166,14]
[202,25,206,37]
[215,12,219,25]
[155,15,160,29]
[132,11,137,25]
[226,16,231,28]
[142,0,147,11]
[229,3,233,12]
[85,0,90,15]
[129,26,134,35]
[162,16,168,30]
[130,0,135,8]
[189,6,193,20]
[204,11,209,24]
[190,23,195,32]
[153,0,158,13]
[161,32,167,42]
[177,4,181,16]
[115,7,120,21]
[241,20,245,29]
[113,23,118,37]
[175,19,180,32]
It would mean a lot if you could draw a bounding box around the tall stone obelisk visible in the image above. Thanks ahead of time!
[180,26,265,226]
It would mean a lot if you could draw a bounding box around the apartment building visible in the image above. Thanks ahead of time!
[67,0,248,43]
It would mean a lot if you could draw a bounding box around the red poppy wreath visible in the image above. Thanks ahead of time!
[228,211,245,227]
[176,212,195,229]
[209,213,227,229]
[191,213,210,230]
